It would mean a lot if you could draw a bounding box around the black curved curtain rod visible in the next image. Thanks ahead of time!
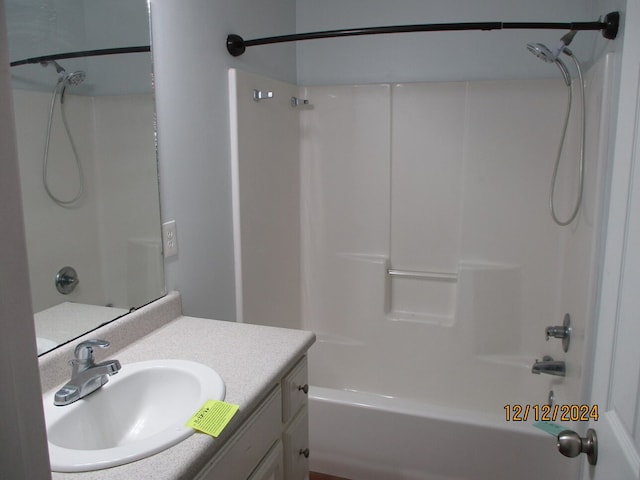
[10,45,151,68]
[227,11,620,57]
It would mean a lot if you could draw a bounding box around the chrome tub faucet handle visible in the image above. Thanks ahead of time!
[545,313,571,352]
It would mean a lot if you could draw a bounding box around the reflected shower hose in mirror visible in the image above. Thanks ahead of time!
[41,60,86,208]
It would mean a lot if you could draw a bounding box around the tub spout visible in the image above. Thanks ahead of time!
[531,355,565,376]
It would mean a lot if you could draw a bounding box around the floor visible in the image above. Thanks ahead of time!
[309,473,351,480]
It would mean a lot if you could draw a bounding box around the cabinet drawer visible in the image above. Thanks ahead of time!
[195,387,282,480]
[283,407,309,480]
[281,356,308,424]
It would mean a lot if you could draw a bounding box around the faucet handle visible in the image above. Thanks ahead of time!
[74,339,110,362]
[545,326,568,340]
[545,314,571,352]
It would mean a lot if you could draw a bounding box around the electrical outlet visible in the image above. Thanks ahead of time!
[162,220,178,258]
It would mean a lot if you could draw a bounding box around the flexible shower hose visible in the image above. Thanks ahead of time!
[549,50,585,226]
[43,81,85,207]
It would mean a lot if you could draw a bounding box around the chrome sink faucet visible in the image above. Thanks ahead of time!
[54,339,121,406]
[531,355,565,377]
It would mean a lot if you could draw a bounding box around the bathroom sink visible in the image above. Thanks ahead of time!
[43,359,226,472]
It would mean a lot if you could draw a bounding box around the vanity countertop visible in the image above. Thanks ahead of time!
[41,292,315,480]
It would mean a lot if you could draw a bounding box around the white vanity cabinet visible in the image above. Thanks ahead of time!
[247,441,284,480]
[281,357,310,480]
[195,356,309,480]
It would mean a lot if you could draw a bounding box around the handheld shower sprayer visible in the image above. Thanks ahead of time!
[526,30,577,86]
[526,43,571,86]
[40,60,87,207]
[63,70,86,86]
[526,31,585,226]
[41,60,86,87]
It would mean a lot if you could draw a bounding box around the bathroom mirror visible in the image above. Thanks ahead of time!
[7,0,164,355]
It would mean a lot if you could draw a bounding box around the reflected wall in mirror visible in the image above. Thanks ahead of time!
[7,0,165,355]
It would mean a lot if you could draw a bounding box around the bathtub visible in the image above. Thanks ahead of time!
[308,386,578,480]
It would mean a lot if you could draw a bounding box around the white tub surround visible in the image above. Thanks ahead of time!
[39,292,315,479]
[229,54,613,479]
[299,63,612,411]
[229,68,301,330]
[230,57,613,410]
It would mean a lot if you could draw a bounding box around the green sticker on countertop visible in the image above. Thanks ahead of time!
[186,400,239,437]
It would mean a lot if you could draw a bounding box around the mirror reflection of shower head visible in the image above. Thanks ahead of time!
[62,70,86,86]
[41,60,86,86]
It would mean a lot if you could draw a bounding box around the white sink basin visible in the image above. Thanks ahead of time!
[43,359,226,472]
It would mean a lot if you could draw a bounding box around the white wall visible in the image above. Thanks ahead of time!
[150,0,296,320]
[296,0,611,85]
[0,0,51,476]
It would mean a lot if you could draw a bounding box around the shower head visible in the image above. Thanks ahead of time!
[62,70,86,86]
[58,70,86,104]
[526,43,556,63]
[526,43,572,86]
[41,60,86,86]
[527,30,577,62]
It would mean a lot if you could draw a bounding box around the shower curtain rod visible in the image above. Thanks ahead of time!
[227,10,619,57]
[9,46,151,68]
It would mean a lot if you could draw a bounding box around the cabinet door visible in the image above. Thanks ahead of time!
[283,407,309,480]
[248,440,284,480]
